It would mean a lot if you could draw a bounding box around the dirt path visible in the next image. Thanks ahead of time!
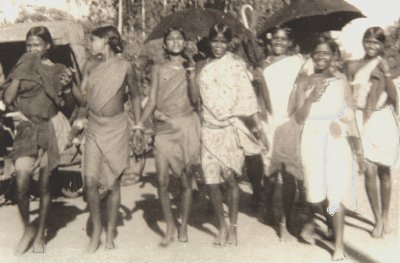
[0,158,398,263]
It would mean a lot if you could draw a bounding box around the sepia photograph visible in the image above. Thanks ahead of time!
[0,0,399,262]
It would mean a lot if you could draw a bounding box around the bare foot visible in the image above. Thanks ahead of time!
[105,240,115,250]
[325,228,334,242]
[332,249,346,261]
[32,238,45,253]
[14,225,37,255]
[383,217,391,235]
[300,223,315,244]
[227,225,237,246]
[160,226,176,247]
[371,220,384,238]
[279,224,296,242]
[213,226,228,245]
[178,225,188,242]
[86,238,101,253]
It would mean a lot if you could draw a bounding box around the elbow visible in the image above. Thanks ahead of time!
[3,94,14,106]
[294,113,304,125]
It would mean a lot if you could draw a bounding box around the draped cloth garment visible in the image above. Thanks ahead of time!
[198,52,264,184]
[84,57,131,190]
[261,55,304,179]
[300,76,357,210]
[152,64,201,176]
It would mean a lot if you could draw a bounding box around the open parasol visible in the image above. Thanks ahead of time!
[145,8,247,43]
[257,0,365,37]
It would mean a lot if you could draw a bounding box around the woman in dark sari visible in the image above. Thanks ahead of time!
[2,26,71,254]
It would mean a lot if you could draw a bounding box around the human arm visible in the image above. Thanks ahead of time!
[187,60,206,106]
[379,58,398,110]
[294,78,328,124]
[139,64,159,124]
[3,79,20,107]
[126,63,142,125]
[0,63,5,84]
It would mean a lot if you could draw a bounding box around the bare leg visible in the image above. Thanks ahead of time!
[261,175,274,211]
[323,199,334,241]
[156,156,176,246]
[32,165,51,253]
[208,184,227,245]
[279,170,297,242]
[300,202,320,244]
[105,178,121,249]
[15,170,35,255]
[331,204,346,261]
[226,172,239,245]
[178,172,192,242]
[245,155,263,210]
[378,166,391,234]
[85,176,102,253]
[365,164,383,237]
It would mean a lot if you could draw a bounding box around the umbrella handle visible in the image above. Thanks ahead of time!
[240,4,254,30]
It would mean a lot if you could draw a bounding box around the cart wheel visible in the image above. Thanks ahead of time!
[61,170,83,198]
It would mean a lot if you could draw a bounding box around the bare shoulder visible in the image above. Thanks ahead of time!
[195,59,208,74]
[345,60,360,75]
[83,58,102,75]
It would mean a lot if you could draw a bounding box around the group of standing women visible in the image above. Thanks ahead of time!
[1,20,398,261]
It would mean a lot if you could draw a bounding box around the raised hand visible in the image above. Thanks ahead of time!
[308,81,329,103]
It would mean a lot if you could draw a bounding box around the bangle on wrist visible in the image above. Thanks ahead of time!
[186,67,195,71]
[384,72,392,78]
[63,88,72,94]
[132,122,144,130]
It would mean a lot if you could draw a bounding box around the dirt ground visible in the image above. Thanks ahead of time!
[0,157,399,263]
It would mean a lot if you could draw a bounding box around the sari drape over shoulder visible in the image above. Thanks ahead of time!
[199,52,263,184]
[1,53,70,171]
[84,57,131,189]
[152,65,201,176]
[261,55,304,179]
[351,58,400,167]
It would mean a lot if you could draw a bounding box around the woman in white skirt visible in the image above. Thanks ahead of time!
[346,27,400,238]
[294,35,362,261]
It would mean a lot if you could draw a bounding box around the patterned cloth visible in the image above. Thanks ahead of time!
[198,52,263,184]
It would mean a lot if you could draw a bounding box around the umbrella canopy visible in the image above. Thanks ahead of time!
[145,8,247,43]
[257,0,364,38]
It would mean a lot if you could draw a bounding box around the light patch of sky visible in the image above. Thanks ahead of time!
[334,0,400,59]
[0,0,89,23]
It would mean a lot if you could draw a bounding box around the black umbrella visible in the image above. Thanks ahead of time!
[257,0,365,38]
[145,8,247,43]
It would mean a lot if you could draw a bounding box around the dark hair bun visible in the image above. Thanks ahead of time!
[92,26,124,54]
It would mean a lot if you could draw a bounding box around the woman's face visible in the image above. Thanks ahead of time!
[363,36,384,58]
[312,43,334,73]
[90,35,107,55]
[26,35,50,56]
[270,29,291,56]
[165,30,185,54]
[210,33,229,58]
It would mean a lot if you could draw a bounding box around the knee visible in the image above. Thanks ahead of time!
[85,176,99,190]
[226,175,238,189]
[158,176,169,189]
